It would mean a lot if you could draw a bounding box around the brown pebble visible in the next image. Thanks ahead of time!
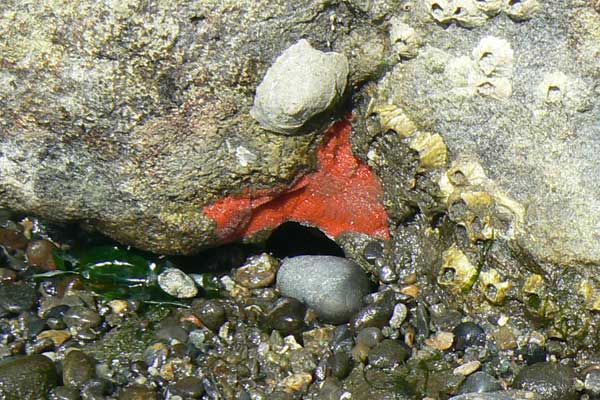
[425,331,455,351]
[453,360,481,376]
[400,284,419,298]
[494,326,517,350]
[281,372,312,392]
[37,329,71,347]
[26,239,57,270]
[0,227,28,250]
[0,268,17,283]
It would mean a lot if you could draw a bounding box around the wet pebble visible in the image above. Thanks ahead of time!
[389,303,408,329]
[0,268,16,283]
[378,265,398,283]
[81,378,114,399]
[0,354,58,399]
[356,327,383,348]
[63,350,96,389]
[118,384,158,400]
[0,282,38,314]
[192,299,226,331]
[157,267,198,299]
[513,362,577,400]
[350,291,396,332]
[453,321,485,351]
[265,297,306,335]
[233,253,279,289]
[155,324,189,343]
[459,371,502,394]
[328,352,353,379]
[277,256,371,324]
[63,307,102,329]
[26,239,57,270]
[585,369,600,398]
[363,241,384,265]
[172,376,205,398]
[519,342,547,365]
[367,339,409,368]
[50,386,80,400]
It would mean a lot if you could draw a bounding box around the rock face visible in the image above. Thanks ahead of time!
[0,0,394,254]
[374,1,600,266]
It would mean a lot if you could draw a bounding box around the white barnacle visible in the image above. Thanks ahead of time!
[428,0,488,28]
[472,36,514,77]
[388,18,421,59]
[503,0,539,21]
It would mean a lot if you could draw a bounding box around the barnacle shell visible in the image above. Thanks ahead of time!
[389,18,421,59]
[522,274,557,318]
[438,245,478,294]
[428,0,488,28]
[472,36,514,77]
[475,0,504,16]
[503,0,539,21]
[479,268,512,304]
[410,132,448,171]
[376,104,418,138]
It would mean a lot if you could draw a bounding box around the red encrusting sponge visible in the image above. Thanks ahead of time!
[203,118,390,243]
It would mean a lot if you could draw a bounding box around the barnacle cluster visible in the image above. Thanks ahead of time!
[388,17,422,60]
[374,104,448,171]
[425,0,539,28]
[439,158,524,243]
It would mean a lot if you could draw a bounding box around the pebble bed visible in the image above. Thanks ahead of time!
[0,214,593,400]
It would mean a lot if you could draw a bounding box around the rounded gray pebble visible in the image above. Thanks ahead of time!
[63,307,102,329]
[459,371,502,394]
[157,267,198,299]
[514,362,577,400]
[250,39,349,135]
[276,256,372,324]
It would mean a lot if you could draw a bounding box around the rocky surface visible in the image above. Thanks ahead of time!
[0,0,394,254]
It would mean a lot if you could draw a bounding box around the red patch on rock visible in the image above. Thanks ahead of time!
[203,118,389,243]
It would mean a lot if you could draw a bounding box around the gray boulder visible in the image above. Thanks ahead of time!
[276,255,372,324]
[250,39,349,134]
[0,0,393,254]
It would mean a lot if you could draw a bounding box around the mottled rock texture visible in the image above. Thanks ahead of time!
[0,0,396,254]
[375,1,600,266]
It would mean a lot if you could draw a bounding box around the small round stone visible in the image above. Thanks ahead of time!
[63,350,97,389]
[50,386,80,400]
[458,371,502,394]
[327,352,353,379]
[356,327,383,348]
[367,339,409,368]
[453,322,485,351]
[157,267,198,299]
[277,256,372,324]
[233,253,279,289]
[0,283,38,313]
[0,355,58,399]
[425,331,455,351]
[63,307,102,329]
[26,239,57,270]
[519,342,547,365]
[389,303,408,329]
[173,376,205,398]
[81,378,114,398]
[118,384,158,400]
[155,324,189,343]
[192,299,226,331]
[514,362,577,400]
[378,265,398,283]
[585,369,600,398]
[265,297,306,335]
[363,241,384,265]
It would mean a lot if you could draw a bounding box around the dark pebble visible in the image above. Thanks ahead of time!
[172,376,205,398]
[363,241,384,265]
[118,384,158,400]
[63,307,102,329]
[20,311,46,338]
[46,305,70,320]
[378,265,398,283]
[265,297,306,335]
[26,337,55,354]
[318,378,346,400]
[367,339,409,368]
[75,328,99,341]
[0,227,28,250]
[453,322,485,351]
[356,327,383,348]
[192,299,226,331]
[0,282,38,313]
[350,291,396,332]
[155,325,189,343]
[63,350,97,389]
[81,378,114,399]
[50,386,81,400]
[0,268,16,283]
[26,239,57,270]
[519,342,546,365]
[459,371,502,394]
[328,352,353,379]
[513,362,577,400]
[330,325,354,353]
[0,354,58,399]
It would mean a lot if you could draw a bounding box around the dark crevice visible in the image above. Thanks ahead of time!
[265,222,344,259]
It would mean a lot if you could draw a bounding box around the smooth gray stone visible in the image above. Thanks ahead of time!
[276,255,371,324]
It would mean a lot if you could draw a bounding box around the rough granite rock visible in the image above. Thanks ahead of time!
[0,0,394,254]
